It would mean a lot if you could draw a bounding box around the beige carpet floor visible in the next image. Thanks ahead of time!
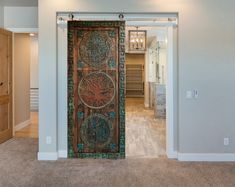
[0,138,235,187]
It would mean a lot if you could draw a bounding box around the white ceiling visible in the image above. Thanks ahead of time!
[0,0,38,7]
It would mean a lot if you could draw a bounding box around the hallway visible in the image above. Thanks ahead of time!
[15,112,38,138]
[126,98,166,158]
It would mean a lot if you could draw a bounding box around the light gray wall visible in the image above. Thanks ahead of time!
[176,2,235,153]
[38,0,235,154]
[173,27,178,151]
[4,6,38,28]
[14,33,31,126]
[0,6,4,27]
[0,0,38,7]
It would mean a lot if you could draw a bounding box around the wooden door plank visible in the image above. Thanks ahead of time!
[0,28,13,144]
[68,21,126,159]
[0,95,10,105]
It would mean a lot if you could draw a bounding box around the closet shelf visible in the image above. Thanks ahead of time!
[126,64,144,97]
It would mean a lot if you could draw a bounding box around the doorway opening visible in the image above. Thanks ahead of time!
[57,13,178,159]
[125,26,168,158]
[13,33,39,140]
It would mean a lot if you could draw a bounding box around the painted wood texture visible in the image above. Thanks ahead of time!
[0,28,13,144]
[68,21,125,158]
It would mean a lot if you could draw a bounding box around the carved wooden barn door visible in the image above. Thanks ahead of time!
[68,21,125,158]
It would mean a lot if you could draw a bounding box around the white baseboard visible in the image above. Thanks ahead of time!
[38,152,58,161]
[178,153,235,162]
[58,150,67,158]
[15,119,31,131]
[144,102,149,108]
[167,151,178,159]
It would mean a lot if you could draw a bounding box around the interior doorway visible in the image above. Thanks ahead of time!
[13,33,39,139]
[125,26,168,158]
[57,13,178,159]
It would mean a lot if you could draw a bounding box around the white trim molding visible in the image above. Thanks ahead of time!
[15,119,31,131]
[144,102,149,108]
[38,152,58,161]
[12,33,15,136]
[6,28,38,33]
[58,150,67,158]
[57,12,178,26]
[166,26,175,158]
[178,153,235,162]
[167,151,178,159]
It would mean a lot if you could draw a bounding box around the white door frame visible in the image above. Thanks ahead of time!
[57,13,178,159]
[166,26,177,158]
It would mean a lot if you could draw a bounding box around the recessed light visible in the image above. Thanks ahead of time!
[29,33,35,36]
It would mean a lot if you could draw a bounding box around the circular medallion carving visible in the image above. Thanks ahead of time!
[79,31,112,68]
[80,114,113,148]
[78,72,115,109]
